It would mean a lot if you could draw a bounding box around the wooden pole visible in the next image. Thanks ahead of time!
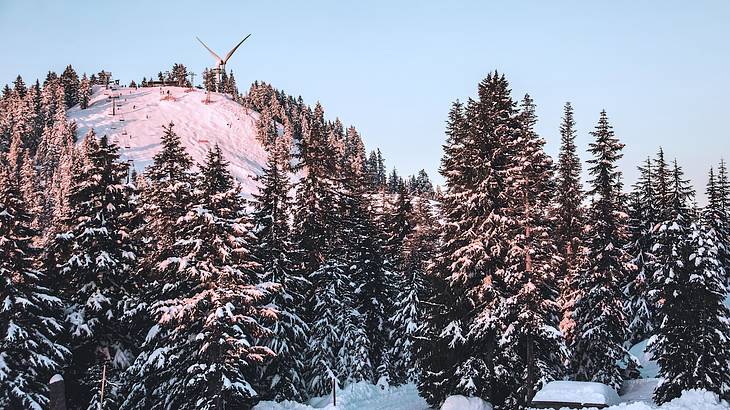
[99,362,107,410]
[332,377,336,406]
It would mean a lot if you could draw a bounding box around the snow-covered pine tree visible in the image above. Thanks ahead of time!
[417,72,521,407]
[305,257,354,396]
[648,218,730,403]
[649,159,695,332]
[0,166,69,409]
[389,194,437,386]
[387,168,403,193]
[337,125,383,385]
[293,103,339,278]
[292,104,345,396]
[718,159,730,215]
[118,122,197,408]
[79,73,91,110]
[256,105,277,150]
[19,149,43,232]
[495,94,564,408]
[705,164,730,285]
[652,148,672,223]
[415,99,470,406]
[6,78,37,166]
[60,64,80,108]
[225,70,238,96]
[139,122,195,252]
[623,157,657,346]
[219,70,228,94]
[52,133,140,409]
[571,110,629,390]
[28,80,45,154]
[553,102,584,351]
[35,81,75,239]
[123,145,277,409]
[251,123,309,402]
[170,63,188,87]
[202,68,216,92]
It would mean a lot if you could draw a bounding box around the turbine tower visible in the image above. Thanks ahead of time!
[196,34,251,86]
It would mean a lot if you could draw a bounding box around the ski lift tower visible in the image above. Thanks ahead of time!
[109,92,120,116]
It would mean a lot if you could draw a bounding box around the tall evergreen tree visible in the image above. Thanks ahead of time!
[60,65,80,108]
[649,160,695,328]
[123,145,277,409]
[389,195,436,386]
[553,102,584,350]
[0,167,69,409]
[571,110,629,390]
[251,126,309,401]
[495,94,564,407]
[705,163,730,285]
[79,73,92,110]
[649,218,730,403]
[623,157,657,347]
[338,127,383,385]
[417,72,520,407]
[118,122,197,408]
[53,134,140,408]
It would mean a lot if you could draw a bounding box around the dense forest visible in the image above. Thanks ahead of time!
[1,66,729,409]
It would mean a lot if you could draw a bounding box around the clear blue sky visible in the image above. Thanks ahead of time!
[2,1,729,201]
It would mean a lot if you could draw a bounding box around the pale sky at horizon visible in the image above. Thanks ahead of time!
[1,1,729,203]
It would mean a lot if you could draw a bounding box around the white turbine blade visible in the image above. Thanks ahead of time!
[196,36,223,63]
[223,34,251,64]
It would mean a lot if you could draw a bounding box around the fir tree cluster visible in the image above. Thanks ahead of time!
[413,71,730,408]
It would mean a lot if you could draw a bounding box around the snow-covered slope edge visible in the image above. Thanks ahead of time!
[253,382,428,410]
[68,86,267,194]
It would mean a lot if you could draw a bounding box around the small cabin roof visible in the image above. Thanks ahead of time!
[531,381,620,408]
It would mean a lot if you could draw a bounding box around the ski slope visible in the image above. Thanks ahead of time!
[68,85,267,195]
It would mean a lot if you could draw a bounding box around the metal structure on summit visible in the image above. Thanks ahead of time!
[196,34,251,85]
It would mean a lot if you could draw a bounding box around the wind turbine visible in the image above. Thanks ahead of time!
[196,34,251,86]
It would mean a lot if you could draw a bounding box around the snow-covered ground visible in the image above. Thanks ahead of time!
[253,381,729,410]
[68,86,267,195]
[253,382,428,410]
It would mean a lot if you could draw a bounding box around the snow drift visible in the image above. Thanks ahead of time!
[441,395,493,410]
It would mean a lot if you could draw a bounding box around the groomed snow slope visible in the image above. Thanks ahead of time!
[68,86,267,195]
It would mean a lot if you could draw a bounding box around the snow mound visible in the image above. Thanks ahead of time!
[253,382,428,410]
[658,390,730,410]
[68,86,267,195]
[441,395,493,410]
[49,374,63,384]
[532,381,620,406]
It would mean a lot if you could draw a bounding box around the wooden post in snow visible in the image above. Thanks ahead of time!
[332,377,337,406]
